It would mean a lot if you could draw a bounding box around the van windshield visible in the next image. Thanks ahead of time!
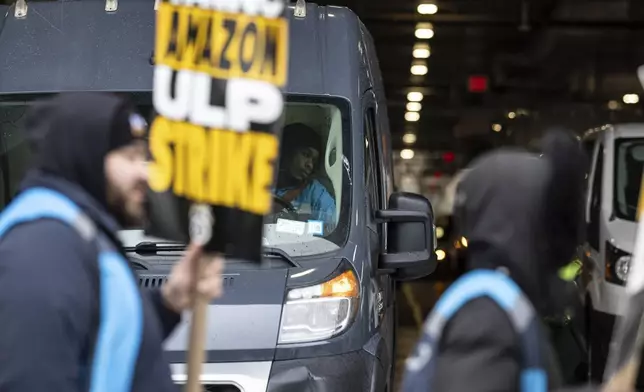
[614,138,644,222]
[0,93,352,258]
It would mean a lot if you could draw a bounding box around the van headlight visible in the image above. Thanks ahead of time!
[606,241,632,285]
[278,269,359,344]
[614,256,631,282]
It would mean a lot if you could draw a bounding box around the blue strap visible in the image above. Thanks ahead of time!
[0,187,82,237]
[402,270,547,392]
[432,269,521,318]
[89,251,143,392]
[0,187,143,392]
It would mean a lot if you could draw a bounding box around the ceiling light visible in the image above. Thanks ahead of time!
[413,43,431,59]
[417,3,438,15]
[608,100,620,110]
[507,111,516,119]
[407,92,424,102]
[403,133,417,144]
[623,94,639,104]
[401,149,415,160]
[415,23,434,39]
[405,112,420,122]
[411,61,428,76]
[492,123,502,132]
[406,102,422,112]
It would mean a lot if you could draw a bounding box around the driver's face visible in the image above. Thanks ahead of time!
[289,147,319,181]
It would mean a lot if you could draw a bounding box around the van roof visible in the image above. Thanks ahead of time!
[0,1,372,99]
[583,123,644,141]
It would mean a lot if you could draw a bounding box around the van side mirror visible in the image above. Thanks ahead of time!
[376,192,437,281]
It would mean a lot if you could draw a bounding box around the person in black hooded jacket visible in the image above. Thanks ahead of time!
[402,130,600,392]
[0,92,224,392]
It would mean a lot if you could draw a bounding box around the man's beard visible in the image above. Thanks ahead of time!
[108,193,145,228]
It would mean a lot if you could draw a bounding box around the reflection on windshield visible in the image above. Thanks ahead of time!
[614,138,644,221]
[0,94,352,258]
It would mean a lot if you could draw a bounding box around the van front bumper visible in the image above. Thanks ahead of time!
[170,350,385,392]
[267,350,384,392]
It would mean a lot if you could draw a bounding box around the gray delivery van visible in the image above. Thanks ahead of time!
[0,1,437,391]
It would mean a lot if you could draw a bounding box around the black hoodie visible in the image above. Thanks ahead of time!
[0,93,180,392]
[429,131,593,392]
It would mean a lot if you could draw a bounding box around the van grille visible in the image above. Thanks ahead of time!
[138,275,168,288]
[138,276,234,288]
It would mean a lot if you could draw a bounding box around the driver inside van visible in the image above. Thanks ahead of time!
[273,123,336,231]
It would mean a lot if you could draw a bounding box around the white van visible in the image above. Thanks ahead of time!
[582,123,644,382]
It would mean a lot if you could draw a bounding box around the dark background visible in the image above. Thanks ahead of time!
[315,0,644,173]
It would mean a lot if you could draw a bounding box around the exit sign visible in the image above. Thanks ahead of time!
[468,75,488,93]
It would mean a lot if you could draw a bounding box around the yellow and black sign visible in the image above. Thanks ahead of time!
[146,0,288,261]
[148,117,278,215]
[154,3,288,87]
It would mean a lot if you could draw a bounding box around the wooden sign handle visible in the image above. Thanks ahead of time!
[184,256,210,392]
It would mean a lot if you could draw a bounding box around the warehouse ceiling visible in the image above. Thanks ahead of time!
[314,0,644,151]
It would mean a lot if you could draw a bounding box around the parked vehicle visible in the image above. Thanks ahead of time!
[0,1,437,391]
[580,123,644,384]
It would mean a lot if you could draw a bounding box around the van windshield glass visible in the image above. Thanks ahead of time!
[0,93,352,258]
[614,138,644,221]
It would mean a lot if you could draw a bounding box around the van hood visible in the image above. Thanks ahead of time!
[161,268,288,363]
[123,229,289,362]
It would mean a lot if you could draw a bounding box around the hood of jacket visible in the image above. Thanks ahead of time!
[453,131,587,313]
[25,92,136,211]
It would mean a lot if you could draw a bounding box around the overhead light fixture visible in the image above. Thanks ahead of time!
[405,112,420,122]
[492,123,502,132]
[507,111,516,119]
[407,91,424,102]
[417,3,438,15]
[406,102,422,112]
[401,149,415,160]
[608,100,620,110]
[411,60,428,76]
[623,94,639,104]
[413,43,431,59]
[403,133,417,144]
[415,23,434,39]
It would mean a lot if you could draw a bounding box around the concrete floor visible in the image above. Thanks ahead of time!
[394,280,448,392]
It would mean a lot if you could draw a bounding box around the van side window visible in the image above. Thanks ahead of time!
[588,144,603,250]
[364,109,382,210]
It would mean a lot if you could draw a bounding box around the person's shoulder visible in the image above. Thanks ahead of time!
[0,218,96,269]
[309,179,326,188]
[442,296,519,347]
[308,179,333,195]
[0,219,98,309]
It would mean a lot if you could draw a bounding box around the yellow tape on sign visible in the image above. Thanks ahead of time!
[148,117,279,215]
[155,3,288,86]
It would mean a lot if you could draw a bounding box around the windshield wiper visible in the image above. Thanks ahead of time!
[128,241,187,255]
[263,247,299,267]
[128,242,298,266]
